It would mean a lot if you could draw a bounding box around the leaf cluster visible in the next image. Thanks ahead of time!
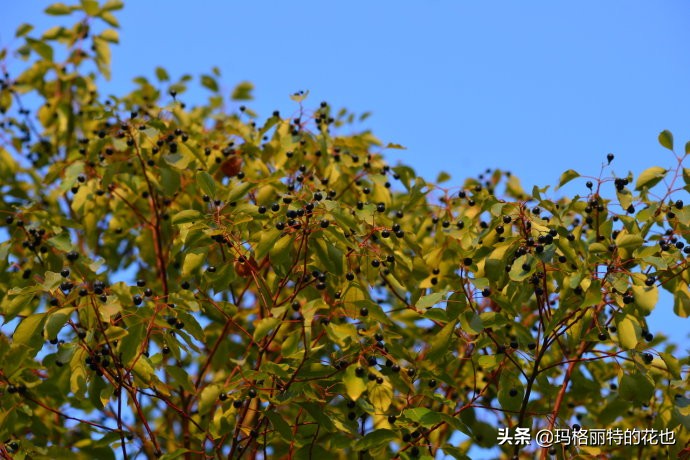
[0,2,689,459]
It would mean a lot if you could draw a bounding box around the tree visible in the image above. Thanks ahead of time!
[1,2,689,459]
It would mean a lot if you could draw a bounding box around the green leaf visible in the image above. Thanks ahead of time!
[166,366,194,392]
[160,449,191,460]
[93,36,111,80]
[343,365,366,401]
[615,315,638,350]
[99,11,119,27]
[45,3,73,15]
[102,0,124,11]
[326,322,357,348]
[427,320,456,361]
[635,166,666,191]
[300,402,335,431]
[201,75,219,92]
[497,371,524,413]
[100,28,119,43]
[416,292,445,309]
[198,383,222,415]
[44,307,72,340]
[41,272,64,291]
[619,372,654,403]
[132,358,155,384]
[159,165,181,196]
[557,169,580,189]
[616,188,633,210]
[13,313,47,352]
[253,317,280,342]
[155,66,170,82]
[403,407,442,426]
[436,171,451,183]
[80,0,100,15]
[196,171,216,197]
[117,323,143,367]
[255,229,282,261]
[26,38,54,60]
[354,429,397,450]
[15,23,34,38]
[385,142,406,149]
[182,248,206,277]
[659,352,681,379]
[231,81,254,100]
[615,233,643,250]
[459,311,483,335]
[70,350,87,396]
[509,254,535,282]
[164,151,193,169]
[266,411,293,440]
[225,181,254,204]
[289,90,309,103]
[658,130,674,151]
[368,380,392,412]
[172,209,203,224]
[478,354,498,371]
[632,284,658,315]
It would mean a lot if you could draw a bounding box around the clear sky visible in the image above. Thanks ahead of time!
[2,2,689,457]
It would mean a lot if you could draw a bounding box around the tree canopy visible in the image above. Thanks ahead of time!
[1,2,689,459]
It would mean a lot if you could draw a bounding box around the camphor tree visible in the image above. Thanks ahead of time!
[1,2,689,459]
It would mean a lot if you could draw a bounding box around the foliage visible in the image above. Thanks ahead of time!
[1,2,689,459]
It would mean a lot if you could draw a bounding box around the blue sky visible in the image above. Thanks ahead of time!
[2,2,689,453]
